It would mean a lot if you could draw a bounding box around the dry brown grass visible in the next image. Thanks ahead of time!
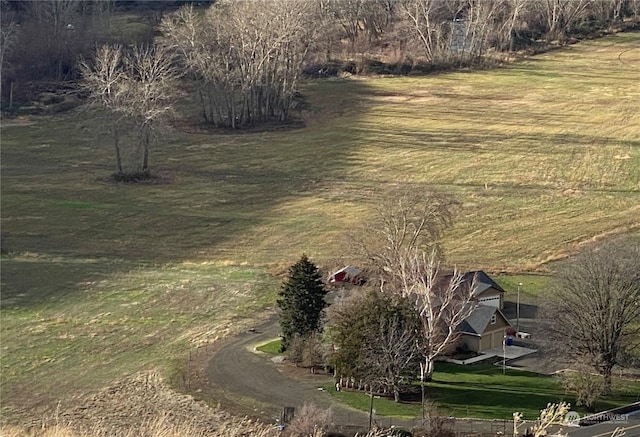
[0,370,277,437]
[0,417,278,437]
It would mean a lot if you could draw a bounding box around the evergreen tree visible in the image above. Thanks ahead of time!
[278,254,328,351]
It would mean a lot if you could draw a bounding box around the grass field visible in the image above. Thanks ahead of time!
[325,363,640,420]
[1,32,640,423]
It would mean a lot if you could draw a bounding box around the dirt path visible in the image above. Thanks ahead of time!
[204,316,372,429]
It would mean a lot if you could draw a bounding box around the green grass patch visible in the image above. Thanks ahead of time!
[256,339,282,354]
[326,363,640,420]
[494,274,551,299]
[326,383,421,418]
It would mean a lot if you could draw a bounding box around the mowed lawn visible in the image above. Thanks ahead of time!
[327,363,640,420]
[1,33,639,422]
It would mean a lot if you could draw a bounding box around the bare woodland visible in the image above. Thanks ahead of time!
[3,0,640,106]
[2,0,639,154]
[161,1,322,128]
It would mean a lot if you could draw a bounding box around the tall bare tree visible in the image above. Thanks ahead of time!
[401,0,458,63]
[80,44,182,178]
[540,0,591,43]
[361,294,422,401]
[544,239,640,391]
[399,250,476,382]
[356,190,471,383]
[356,189,459,289]
[498,0,530,52]
[324,0,398,48]
[0,16,19,104]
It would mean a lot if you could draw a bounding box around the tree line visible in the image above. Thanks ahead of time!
[3,0,639,98]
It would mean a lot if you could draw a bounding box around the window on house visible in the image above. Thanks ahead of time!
[490,314,496,324]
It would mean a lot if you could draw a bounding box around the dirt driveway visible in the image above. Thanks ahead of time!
[203,316,372,429]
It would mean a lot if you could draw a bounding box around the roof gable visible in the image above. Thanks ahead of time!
[458,306,511,335]
[462,270,505,297]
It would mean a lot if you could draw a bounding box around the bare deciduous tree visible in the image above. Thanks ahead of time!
[544,239,640,392]
[356,190,472,383]
[361,297,422,401]
[0,20,19,78]
[327,289,421,401]
[301,332,328,372]
[499,0,530,52]
[355,189,459,289]
[541,0,591,43]
[161,0,322,129]
[560,370,605,412]
[401,0,457,64]
[80,44,182,178]
[322,0,398,69]
[400,250,476,382]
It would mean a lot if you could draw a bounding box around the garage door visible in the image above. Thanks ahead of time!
[478,296,500,307]
[480,334,492,351]
[492,331,504,349]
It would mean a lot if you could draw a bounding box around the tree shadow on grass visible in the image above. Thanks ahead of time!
[0,78,376,308]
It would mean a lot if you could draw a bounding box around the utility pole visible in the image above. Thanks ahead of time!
[420,362,425,422]
[502,335,506,375]
[368,386,374,430]
[516,282,522,334]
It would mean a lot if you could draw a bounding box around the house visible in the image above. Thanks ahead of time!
[455,270,511,352]
[458,305,512,352]
[328,266,366,286]
[462,270,506,309]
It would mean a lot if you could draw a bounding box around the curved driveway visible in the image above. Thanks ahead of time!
[205,316,639,436]
[205,316,370,428]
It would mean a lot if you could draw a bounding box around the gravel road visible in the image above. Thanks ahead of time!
[205,316,372,429]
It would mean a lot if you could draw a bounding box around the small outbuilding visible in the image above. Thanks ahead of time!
[328,266,366,285]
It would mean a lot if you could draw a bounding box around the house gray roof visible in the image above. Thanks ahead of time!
[462,270,505,297]
[458,305,510,335]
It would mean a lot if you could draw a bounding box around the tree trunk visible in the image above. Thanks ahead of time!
[601,366,613,394]
[141,123,150,173]
[424,357,434,382]
[113,127,123,175]
[199,88,208,123]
